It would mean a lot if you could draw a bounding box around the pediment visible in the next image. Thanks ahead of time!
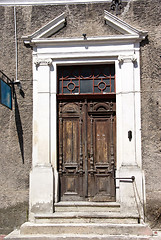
[22,10,147,44]
[104,10,147,37]
[22,12,66,43]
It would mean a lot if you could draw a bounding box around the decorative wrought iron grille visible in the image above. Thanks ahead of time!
[111,0,122,15]
[57,64,115,95]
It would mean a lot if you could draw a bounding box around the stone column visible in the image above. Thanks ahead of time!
[29,58,54,221]
[117,55,137,167]
[116,54,145,218]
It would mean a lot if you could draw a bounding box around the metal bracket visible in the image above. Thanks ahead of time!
[9,80,22,90]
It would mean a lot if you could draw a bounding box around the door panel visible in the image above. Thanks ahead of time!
[58,100,116,201]
[95,119,109,163]
[63,119,79,163]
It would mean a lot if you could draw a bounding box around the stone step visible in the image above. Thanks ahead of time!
[54,201,120,212]
[20,222,153,236]
[5,230,153,240]
[35,212,139,224]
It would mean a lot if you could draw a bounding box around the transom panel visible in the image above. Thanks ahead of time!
[57,64,115,95]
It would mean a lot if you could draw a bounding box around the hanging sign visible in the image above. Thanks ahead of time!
[0,78,12,110]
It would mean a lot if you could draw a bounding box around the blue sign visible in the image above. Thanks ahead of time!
[0,78,12,109]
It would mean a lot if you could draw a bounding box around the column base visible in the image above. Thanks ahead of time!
[29,165,54,222]
[116,165,146,220]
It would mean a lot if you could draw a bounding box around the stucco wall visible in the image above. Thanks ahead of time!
[119,0,161,228]
[0,7,33,234]
[0,0,160,234]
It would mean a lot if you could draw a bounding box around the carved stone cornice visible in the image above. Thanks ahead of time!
[118,54,137,65]
[34,58,52,67]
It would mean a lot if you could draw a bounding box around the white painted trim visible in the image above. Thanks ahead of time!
[32,41,137,61]
[24,34,146,46]
[0,0,130,6]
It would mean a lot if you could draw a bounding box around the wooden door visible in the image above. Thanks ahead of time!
[58,100,116,201]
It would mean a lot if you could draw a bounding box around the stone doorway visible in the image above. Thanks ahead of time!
[57,64,116,202]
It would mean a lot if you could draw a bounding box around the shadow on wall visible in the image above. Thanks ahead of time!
[14,87,25,164]
[0,202,29,235]
[140,35,149,47]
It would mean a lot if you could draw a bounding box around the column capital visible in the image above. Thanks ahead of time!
[118,54,137,65]
[34,58,52,67]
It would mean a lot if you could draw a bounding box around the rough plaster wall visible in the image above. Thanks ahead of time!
[0,6,32,234]
[51,3,122,38]
[28,3,123,38]
[0,0,160,234]
[120,0,161,228]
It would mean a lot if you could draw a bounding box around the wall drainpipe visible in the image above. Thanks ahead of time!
[14,6,18,81]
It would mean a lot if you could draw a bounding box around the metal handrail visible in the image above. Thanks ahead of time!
[113,175,145,223]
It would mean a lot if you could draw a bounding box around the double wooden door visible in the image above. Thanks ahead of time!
[58,99,116,201]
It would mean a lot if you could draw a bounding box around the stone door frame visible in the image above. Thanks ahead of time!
[29,40,145,220]
[25,11,147,221]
